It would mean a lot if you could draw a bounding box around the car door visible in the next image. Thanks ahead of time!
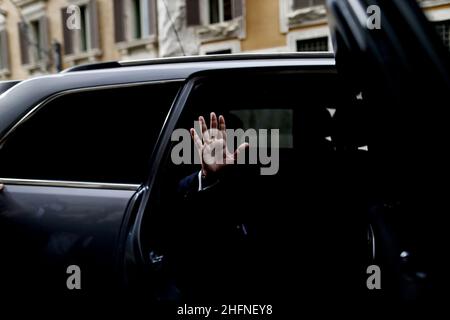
[121,65,379,310]
[0,81,181,296]
[327,0,450,302]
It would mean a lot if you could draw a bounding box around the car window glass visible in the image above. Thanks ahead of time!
[0,82,181,184]
[230,109,294,148]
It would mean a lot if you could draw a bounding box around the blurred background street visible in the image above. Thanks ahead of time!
[0,0,449,80]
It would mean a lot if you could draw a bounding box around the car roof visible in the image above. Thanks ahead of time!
[0,53,335,139]
[62,52,335,72]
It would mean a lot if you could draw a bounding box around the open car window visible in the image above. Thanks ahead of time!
[140,70,369,303]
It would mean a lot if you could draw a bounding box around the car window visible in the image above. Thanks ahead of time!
[167,73,337,188]
[0,82,181,184]
[230,109,294,148]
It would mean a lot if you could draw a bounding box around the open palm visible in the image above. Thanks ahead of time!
[190,112,248,177]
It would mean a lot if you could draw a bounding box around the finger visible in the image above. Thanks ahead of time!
[199,116,208,136]
[0,184,3,191]
[219,115,227,141]
[199,116,211,143]
[210,112,218,130]
[190,128,203,149]
[219,115,226,131]
[233,142,250,160]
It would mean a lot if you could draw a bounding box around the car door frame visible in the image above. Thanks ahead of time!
[123,65,341,285]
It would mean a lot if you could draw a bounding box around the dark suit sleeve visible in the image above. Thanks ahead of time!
[177,171,199,197]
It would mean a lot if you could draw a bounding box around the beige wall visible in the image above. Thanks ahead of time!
[94,0,120,62]
[241,0,286,51]
[424,2,450,11]
[1,0,27,79]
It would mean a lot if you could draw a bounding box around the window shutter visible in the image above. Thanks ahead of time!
[0,29,10,70]
[232,0,243,18]
[147,0,157,36]
[186,0,200,26]
[61,8,74,55]
[39,16,49,61]
[18,22,30,65]
[89,0,100,49]
[114,0,126,42]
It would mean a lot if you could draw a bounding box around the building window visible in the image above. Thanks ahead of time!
[61,1,100,57]
[79,5,89,52]
[206,49,232,54]
[187,0,243,27]
[30,20,42,61]
[131,0,143,39]
[114,0,157,43]
[209,0,232,24]
[292,0,325,10]
[434,20,450,51]
[199,39,241,54]
[18,16,49,66]
[0,29,10,72]
[296,36,328,51]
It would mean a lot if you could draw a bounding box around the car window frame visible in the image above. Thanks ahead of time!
[127,67,338,267]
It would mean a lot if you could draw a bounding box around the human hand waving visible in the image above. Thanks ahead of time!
[190,112,248,178]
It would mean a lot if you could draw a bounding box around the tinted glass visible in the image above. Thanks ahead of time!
[0,82,181,184]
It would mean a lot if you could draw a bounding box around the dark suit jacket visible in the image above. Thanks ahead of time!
[168,170,260,302]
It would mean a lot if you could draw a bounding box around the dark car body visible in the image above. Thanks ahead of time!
[0,53,336,295]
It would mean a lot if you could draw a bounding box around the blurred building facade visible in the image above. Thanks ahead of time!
[0,0,449,80]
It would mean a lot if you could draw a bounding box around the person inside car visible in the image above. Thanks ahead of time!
[161,112,258,303]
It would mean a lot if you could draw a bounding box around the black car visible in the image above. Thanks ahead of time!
[0,0,449,310]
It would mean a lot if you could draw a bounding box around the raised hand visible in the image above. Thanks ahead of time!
[190,112,248,178]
